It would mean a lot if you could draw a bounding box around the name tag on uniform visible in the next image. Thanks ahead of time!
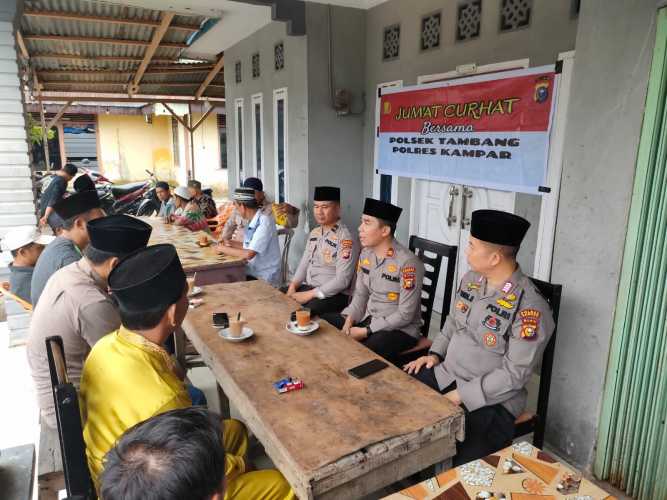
[381,272,399,282]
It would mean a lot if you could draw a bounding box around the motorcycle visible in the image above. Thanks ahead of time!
[97,170,160,216]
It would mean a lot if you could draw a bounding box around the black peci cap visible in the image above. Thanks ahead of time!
[109,244,186,313]
[470,209,530,247]
[314,186,340,202]
[73,174,95,193]
[87,215,152,254]
[53,189,101,220]
[187,179,202,190]
[243,177,263,192]
[363,198,402,224]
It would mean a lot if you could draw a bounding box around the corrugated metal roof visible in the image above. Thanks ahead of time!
[20,0,222,100]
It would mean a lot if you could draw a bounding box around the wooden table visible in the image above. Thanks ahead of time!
[384,440,616,500]
[141,217,246,285]
[181,280,464,500]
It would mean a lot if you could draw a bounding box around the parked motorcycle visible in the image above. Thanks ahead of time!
[96,170,160,216]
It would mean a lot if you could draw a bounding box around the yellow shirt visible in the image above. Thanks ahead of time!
[80,327,191,485]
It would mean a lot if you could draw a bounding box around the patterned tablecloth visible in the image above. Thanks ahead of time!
[384,441,616,500]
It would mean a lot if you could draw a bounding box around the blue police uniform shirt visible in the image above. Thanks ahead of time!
[243,210,281,287]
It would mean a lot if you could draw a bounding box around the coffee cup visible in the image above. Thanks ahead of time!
[295,308,311,330]
[229,319,246,337]
[199,234,209,246]
[187,277,195,294]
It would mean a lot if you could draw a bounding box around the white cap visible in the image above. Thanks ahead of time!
[1,226,55,252]
[174,186,192,201]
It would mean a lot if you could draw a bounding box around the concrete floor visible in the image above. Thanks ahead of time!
[0,316,630,500]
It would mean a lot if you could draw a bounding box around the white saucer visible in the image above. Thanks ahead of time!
[219,326,254,342]
[285,320,319,336]
[188,286,203,297]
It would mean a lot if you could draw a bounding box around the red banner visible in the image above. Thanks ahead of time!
[380,72,555,134]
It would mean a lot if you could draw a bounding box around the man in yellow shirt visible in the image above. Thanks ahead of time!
[80,244,295,499]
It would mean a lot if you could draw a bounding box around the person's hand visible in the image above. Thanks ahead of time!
[39,216,48,227]
[1,281,10,291]
[403,354,440,374]
[341,316,354,335]
[349,327,369,341]
[286,283,297,297]
[292,289,316,304]
[444,389,462,406]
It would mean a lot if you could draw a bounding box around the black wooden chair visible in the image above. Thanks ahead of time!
[45,336,96,500]
[397,236,458,364]
[513,278,562,448]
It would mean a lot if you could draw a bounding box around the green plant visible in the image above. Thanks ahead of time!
[27,114,55,145]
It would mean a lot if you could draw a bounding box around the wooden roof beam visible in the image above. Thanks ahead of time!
[196,53,224,98]
[42,82,222,89]
[23,34,187,49]
[31,53,179,64]
[130,12,175,96]
[39,91,225,104]
[23,9,201,31]
[38,67,215,77]
[15,30,30,59]
[46,101,73,129]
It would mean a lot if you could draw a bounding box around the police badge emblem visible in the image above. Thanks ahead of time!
[534,76,550,103]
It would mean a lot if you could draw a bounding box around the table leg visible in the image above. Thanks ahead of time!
[217,383,231,419]
[174,327,187,370]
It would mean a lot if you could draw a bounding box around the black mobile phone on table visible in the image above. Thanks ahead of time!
[348,359,389,379]
[212,312,229,328]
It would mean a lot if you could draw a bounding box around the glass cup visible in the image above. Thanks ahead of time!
[295,308,311,329]
[187,277,195,295]
[229,319,246,337]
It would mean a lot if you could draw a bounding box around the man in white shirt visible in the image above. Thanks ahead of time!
[215,188,281,287]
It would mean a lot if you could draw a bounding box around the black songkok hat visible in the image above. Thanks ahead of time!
[73,174,95,193]
[363,198,402,224]
[314,186,340,202]
[87,215,152,254]
[470,209,530,247]
[53,189,101,220]
[109,244,186,312]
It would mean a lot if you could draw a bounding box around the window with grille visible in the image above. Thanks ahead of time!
[421,12,441,51]
[275,42,285,71]
[500,0,532,32]
[235,61,242,84]
[457,1,482,41]
[383,24,400,61]
[252,53,260,79]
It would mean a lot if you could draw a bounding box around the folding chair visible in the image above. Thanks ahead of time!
[278,227,294,287]
[396,236,458,365]
[45,336,96,500]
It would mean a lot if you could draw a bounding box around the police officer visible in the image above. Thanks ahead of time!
[285,186,359,316]
[322,198,423,365]
[404,209,555,466]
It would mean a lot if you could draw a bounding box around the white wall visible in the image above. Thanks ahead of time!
[224,19,309,270]
[548,0,657,469]
[363,0,579,274]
